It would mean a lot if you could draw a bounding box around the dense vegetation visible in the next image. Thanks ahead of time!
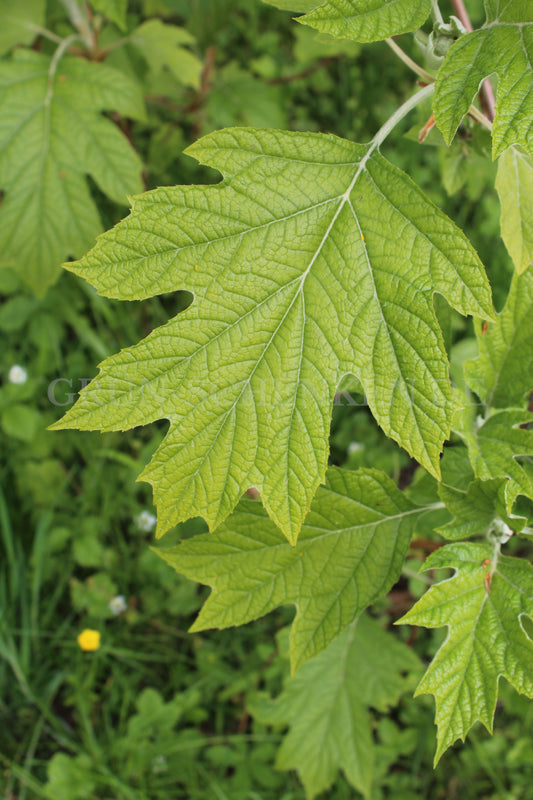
[1,1,532,798]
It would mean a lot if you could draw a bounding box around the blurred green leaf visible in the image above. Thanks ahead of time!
[0,0,44,55]
[262,0,319,10]
[0,50,145,294]
[70,572,118,618]
[90,0,128,30]
[2,404,40,441]
[45,753,96,800]
[0,295,37,332]
[299,0,431,43]
[131,20,203,88]
[250,615,420,799]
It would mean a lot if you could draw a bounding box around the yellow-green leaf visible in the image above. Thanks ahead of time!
[157,467,436,670]
[399,542,533,762]
[53,127,493,541]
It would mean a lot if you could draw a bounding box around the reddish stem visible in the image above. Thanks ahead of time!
[450,0,473,31]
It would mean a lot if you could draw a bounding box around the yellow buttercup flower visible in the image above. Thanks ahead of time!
[77,629,101,652]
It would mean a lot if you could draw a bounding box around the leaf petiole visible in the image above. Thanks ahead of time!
[60,0,95,51]
[385,37,434,83]
[24,24,64,45]
[430,0,444,25]
[369,83,435,155]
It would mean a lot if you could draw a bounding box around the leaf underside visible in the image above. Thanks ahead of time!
[158,467,430,671]
[53,127,493,542]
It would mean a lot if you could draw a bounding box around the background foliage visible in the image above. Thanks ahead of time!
[1,0,532,798]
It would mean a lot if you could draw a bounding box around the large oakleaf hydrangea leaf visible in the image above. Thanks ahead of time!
[434,2,533,157]
[299,0,430,43]
[54,127,493,542]
[465,267,533,408]
[0,49,145,295]
[399,542,533,762]
[157,467,441,670]
[249,615,421,799]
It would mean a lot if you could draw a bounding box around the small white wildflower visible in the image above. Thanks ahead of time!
[474,414,485,431]
[152,755,167,774]
[108,595,127,616]
[8,365,28,385]
[136,510,157,533]
[348,441,363,455]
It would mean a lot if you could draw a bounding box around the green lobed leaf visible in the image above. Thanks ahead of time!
[454,405,533,512]
[157,467,435,671]
[433,7,533,158]
[0,50,145,295]
[45,753,97,800]
[495,148,533,273]
[205,63,287,130]
[53,127,493,541]
[399,542,533,762]
[464,267,533,408]
[438,477,523,540]
[90,0,128,29]
[249,615,420,799]
[433,446,523,541]
[0,0,45,54]
[1,404,40,442]
[294,22,361,63]
[131,20,203,89]
[299,0,431,43]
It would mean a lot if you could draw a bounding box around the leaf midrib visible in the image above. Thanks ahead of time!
[197,502,434,573]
